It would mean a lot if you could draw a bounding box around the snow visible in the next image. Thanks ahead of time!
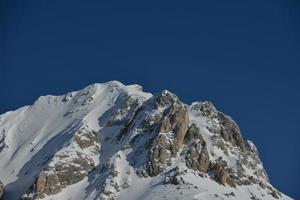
[121,165,293,200]
[0,81,293,200]
[43,177,90,200]
[0,81,151,200]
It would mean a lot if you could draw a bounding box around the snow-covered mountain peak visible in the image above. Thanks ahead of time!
[0,81,292,200]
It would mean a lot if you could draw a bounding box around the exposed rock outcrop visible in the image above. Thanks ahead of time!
[107,96,142,127]
[210,159,236,187]
[184,124,210,172]
[217,112,245,150]
[34,154,95,197]
[188,101,268,189]
[22,125,100,199]
[99,152,133,200]
[148,91,189,176]
[189,101,218,118]
[190,101,245,150]
[0,131,8,153]
[164,166,185,185]
[0,81,288,200]
[0,180,4,200]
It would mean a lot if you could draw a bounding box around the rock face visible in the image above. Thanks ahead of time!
[217,112,245,150]
[22,125,100,199]
[0,81,291,200]
[187,101,278,194]
[147,91,189,176]
[184,124,209,172]
[107,96,141,127]
[0,180,4,200]
[209,159,236,187]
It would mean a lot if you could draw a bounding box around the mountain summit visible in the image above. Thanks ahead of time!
[0,81,292,200]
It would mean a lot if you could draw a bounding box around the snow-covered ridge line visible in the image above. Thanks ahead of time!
[0,81,292,200]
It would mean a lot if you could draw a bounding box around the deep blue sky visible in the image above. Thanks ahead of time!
[1,0,300,198]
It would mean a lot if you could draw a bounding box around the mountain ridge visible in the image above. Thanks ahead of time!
[0,81,293,200]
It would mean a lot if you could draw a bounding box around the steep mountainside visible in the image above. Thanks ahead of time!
[0,81,293,200]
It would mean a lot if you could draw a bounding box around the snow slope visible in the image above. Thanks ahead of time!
[0,81,293,200]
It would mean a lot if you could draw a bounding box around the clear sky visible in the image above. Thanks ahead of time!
[1,0,300,199]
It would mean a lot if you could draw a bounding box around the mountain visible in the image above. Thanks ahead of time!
[0,81,292,200]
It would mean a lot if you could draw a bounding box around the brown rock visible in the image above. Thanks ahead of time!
[31,170,61,197]
[0,180,4,200]
[35,172,47,197]
[271,190,281,199]
[42,172,61,195]
[23,125,100,199]
[184,124,210,172]
[217,112,245,150]
[190,101,218,118]
[75,129,99,149]
[149,134,168,176]
[107,96,140,127]
[148,91,189,176]
[210,160,236,187]
[30,153,96,198]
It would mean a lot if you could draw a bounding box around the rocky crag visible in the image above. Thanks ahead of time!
[0,81,291,200]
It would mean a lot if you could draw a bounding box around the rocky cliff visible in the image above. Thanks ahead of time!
[0,180,4,200]
[0,81,292,200]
